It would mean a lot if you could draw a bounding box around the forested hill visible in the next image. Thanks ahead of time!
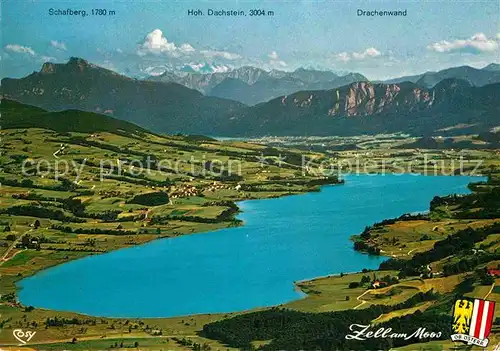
[1,99,150,135]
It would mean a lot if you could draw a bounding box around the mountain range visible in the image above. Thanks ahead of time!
[2,57,499,137]
[1,57,243,134]
[382,64,500,87]
[149,65,269,95]
[150,64,500,106]
[150,66,367,105]
[220,79,499,136]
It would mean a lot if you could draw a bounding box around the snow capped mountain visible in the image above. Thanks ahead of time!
[148,65,271,94]
[181,62,232,74]
[149,66,368,105]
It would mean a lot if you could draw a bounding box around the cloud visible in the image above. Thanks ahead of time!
[335,52,351,62]
[135,29,244,73]
[4,44,36,56]
[138,29,176,55]
[334,47,381,62]
[180,43,195,54]
[427,33,499,54]
[137,29,194,57]
[265,51,287,68]
[200,49,241,60]
[50,40,67,51]
[268,51,279,60]
[353,47,381,59]
[40,56,57,62]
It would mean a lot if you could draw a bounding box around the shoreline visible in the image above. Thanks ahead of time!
[294,271,360,285]
[16,176,480,318]
[10,174,482,319]
[8,180,345,311]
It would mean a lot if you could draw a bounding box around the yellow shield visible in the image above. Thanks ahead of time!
[452,299,474,334]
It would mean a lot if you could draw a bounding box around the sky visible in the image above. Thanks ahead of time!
[2,0,500,80]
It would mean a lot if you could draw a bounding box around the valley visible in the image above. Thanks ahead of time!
[0,48,499,351]
[2,2,499,349]
[0,99,499,350]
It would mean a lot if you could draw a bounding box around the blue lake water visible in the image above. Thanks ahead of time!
[17,174,483,317]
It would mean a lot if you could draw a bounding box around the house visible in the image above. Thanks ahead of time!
[487,269,500,277]
[371,280,388,289]
[170,185,200,198]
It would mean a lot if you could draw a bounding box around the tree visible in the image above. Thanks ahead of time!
[381,275,392,284]
[3,225,11,232]
[20,179,34,188]
[134,341,139,348]
[477,268,495,285]
[21,234,31,248]
[34,220,41,229]
[156,227,161,235]
[71,337,77,344]
[360,275,371,285]
[348,282,360,289]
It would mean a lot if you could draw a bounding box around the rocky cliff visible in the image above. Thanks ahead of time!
[220,79,499,136]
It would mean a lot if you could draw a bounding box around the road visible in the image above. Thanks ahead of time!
[0,229,32,266]
[1,333,200,347]
[484,283,495,299]
[353,289,372,310]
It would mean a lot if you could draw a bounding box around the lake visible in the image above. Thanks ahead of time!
[17,174,482,317]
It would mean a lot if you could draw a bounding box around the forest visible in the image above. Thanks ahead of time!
[202,291,444,350]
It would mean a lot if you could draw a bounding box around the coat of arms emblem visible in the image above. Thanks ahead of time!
[451,298,496,347]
